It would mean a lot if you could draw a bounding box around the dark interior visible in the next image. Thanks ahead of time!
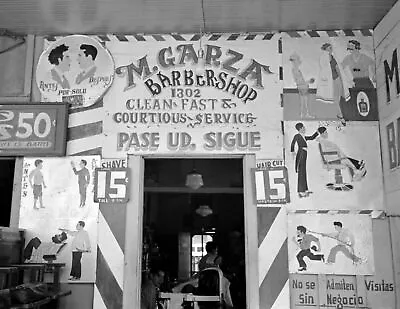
[0,159,15,227]
[142,158,246,308]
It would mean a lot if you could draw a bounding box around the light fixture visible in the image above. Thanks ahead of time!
[185,169,204,190]
[195,205,213,217]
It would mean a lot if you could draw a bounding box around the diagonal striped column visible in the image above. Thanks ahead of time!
[258,206,289,309]
[94,204,127,308]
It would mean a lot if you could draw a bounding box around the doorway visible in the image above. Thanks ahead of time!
[142,158,247,308]
[0,158,15,227]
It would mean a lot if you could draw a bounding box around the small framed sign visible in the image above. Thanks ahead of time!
[94,167,130,203]
[252,163,290,205]
[0,103,68,156]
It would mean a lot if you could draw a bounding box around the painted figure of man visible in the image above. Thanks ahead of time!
[342,40,375,89]
[289,52,315,118]
[75,44,98,85]
[293,225,324,272]
[60,221,91,281]
[71,159,90,207]
[316,43,351,123]
[323,221,364,265]
[29,159,47,209]
[317,126,367,181]
[290,123,319,198]
[48,44,71,89]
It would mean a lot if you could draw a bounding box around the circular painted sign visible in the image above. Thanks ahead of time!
[36,35,114,109]
[356,91,370,117]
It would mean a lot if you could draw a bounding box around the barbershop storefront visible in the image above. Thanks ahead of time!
[1,21,398,308]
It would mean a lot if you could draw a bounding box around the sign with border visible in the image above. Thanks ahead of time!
[252,159,290,204]
[0,103,68,156]
[94,167,130,203]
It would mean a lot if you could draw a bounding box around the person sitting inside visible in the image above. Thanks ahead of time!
[141,266,165,309]
[24,232,68,263]
[198,241,222,271]
[317,126,367,181]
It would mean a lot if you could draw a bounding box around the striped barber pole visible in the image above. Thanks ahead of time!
[282,29,373,38]
[288,209,386,219]
[47,32,279,43]
[258,206,290,309]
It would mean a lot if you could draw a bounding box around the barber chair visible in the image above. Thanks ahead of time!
[318,143,353,191]
[196,268,225,309]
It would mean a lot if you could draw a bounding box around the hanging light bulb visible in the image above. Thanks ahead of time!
[185,169,204,190]
[195,205,213,217]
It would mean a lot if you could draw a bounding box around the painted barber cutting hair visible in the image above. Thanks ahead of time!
[290,122,319,198]
[60,221,91,281]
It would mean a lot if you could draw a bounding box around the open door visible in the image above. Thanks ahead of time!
[123,154,259,309]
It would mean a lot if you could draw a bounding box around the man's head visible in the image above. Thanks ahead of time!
[289,53,301,66]
[317,126,328,138]
[79,160,87,169]
[295,122,305,134]
[347,40,361,54]
[76,221,85,230]
[333,221,343,231]
[149,266,165,288]
[52,232,67,244]
[48,44,71,72]
[77,44,98,70]
[205,241,218,255]
[34,159,43,169]
[297,225,307,236]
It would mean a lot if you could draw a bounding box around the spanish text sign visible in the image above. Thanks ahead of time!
[102,34,282,158]
[0,103,68,156]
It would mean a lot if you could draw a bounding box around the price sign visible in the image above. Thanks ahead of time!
[252,165,290,204]
[0,103,68,156]
[94,168,130,203]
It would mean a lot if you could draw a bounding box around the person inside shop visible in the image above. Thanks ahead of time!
[141,265,165,309]
[198,241,222,271]
[220,230,246,309]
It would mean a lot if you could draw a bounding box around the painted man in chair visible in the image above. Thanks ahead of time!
[24,232,68,263]
[317,126,366,182]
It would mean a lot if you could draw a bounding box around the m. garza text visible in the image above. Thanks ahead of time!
[115,44,273,103]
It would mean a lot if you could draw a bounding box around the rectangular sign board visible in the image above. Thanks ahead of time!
[94,167,130,203]
[0,103,68,156]
[252,159,290,204]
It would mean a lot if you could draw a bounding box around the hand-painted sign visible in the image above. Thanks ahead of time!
[288,213,374,275]
[290,274,394,309]
[36,35,114,109]
[284,121,383,210]
[19,156,100,283]
[0,103,68,156]
[386,117,400,170]
[102,34,282,158]
[283,35,378,122]
[290,275,368,309]
[252,160,290,204]
[94,168,130,203]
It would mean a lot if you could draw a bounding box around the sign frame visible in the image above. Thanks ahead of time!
[0,102,68,156]
[94,167,130,203]
[252,164,290,205]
